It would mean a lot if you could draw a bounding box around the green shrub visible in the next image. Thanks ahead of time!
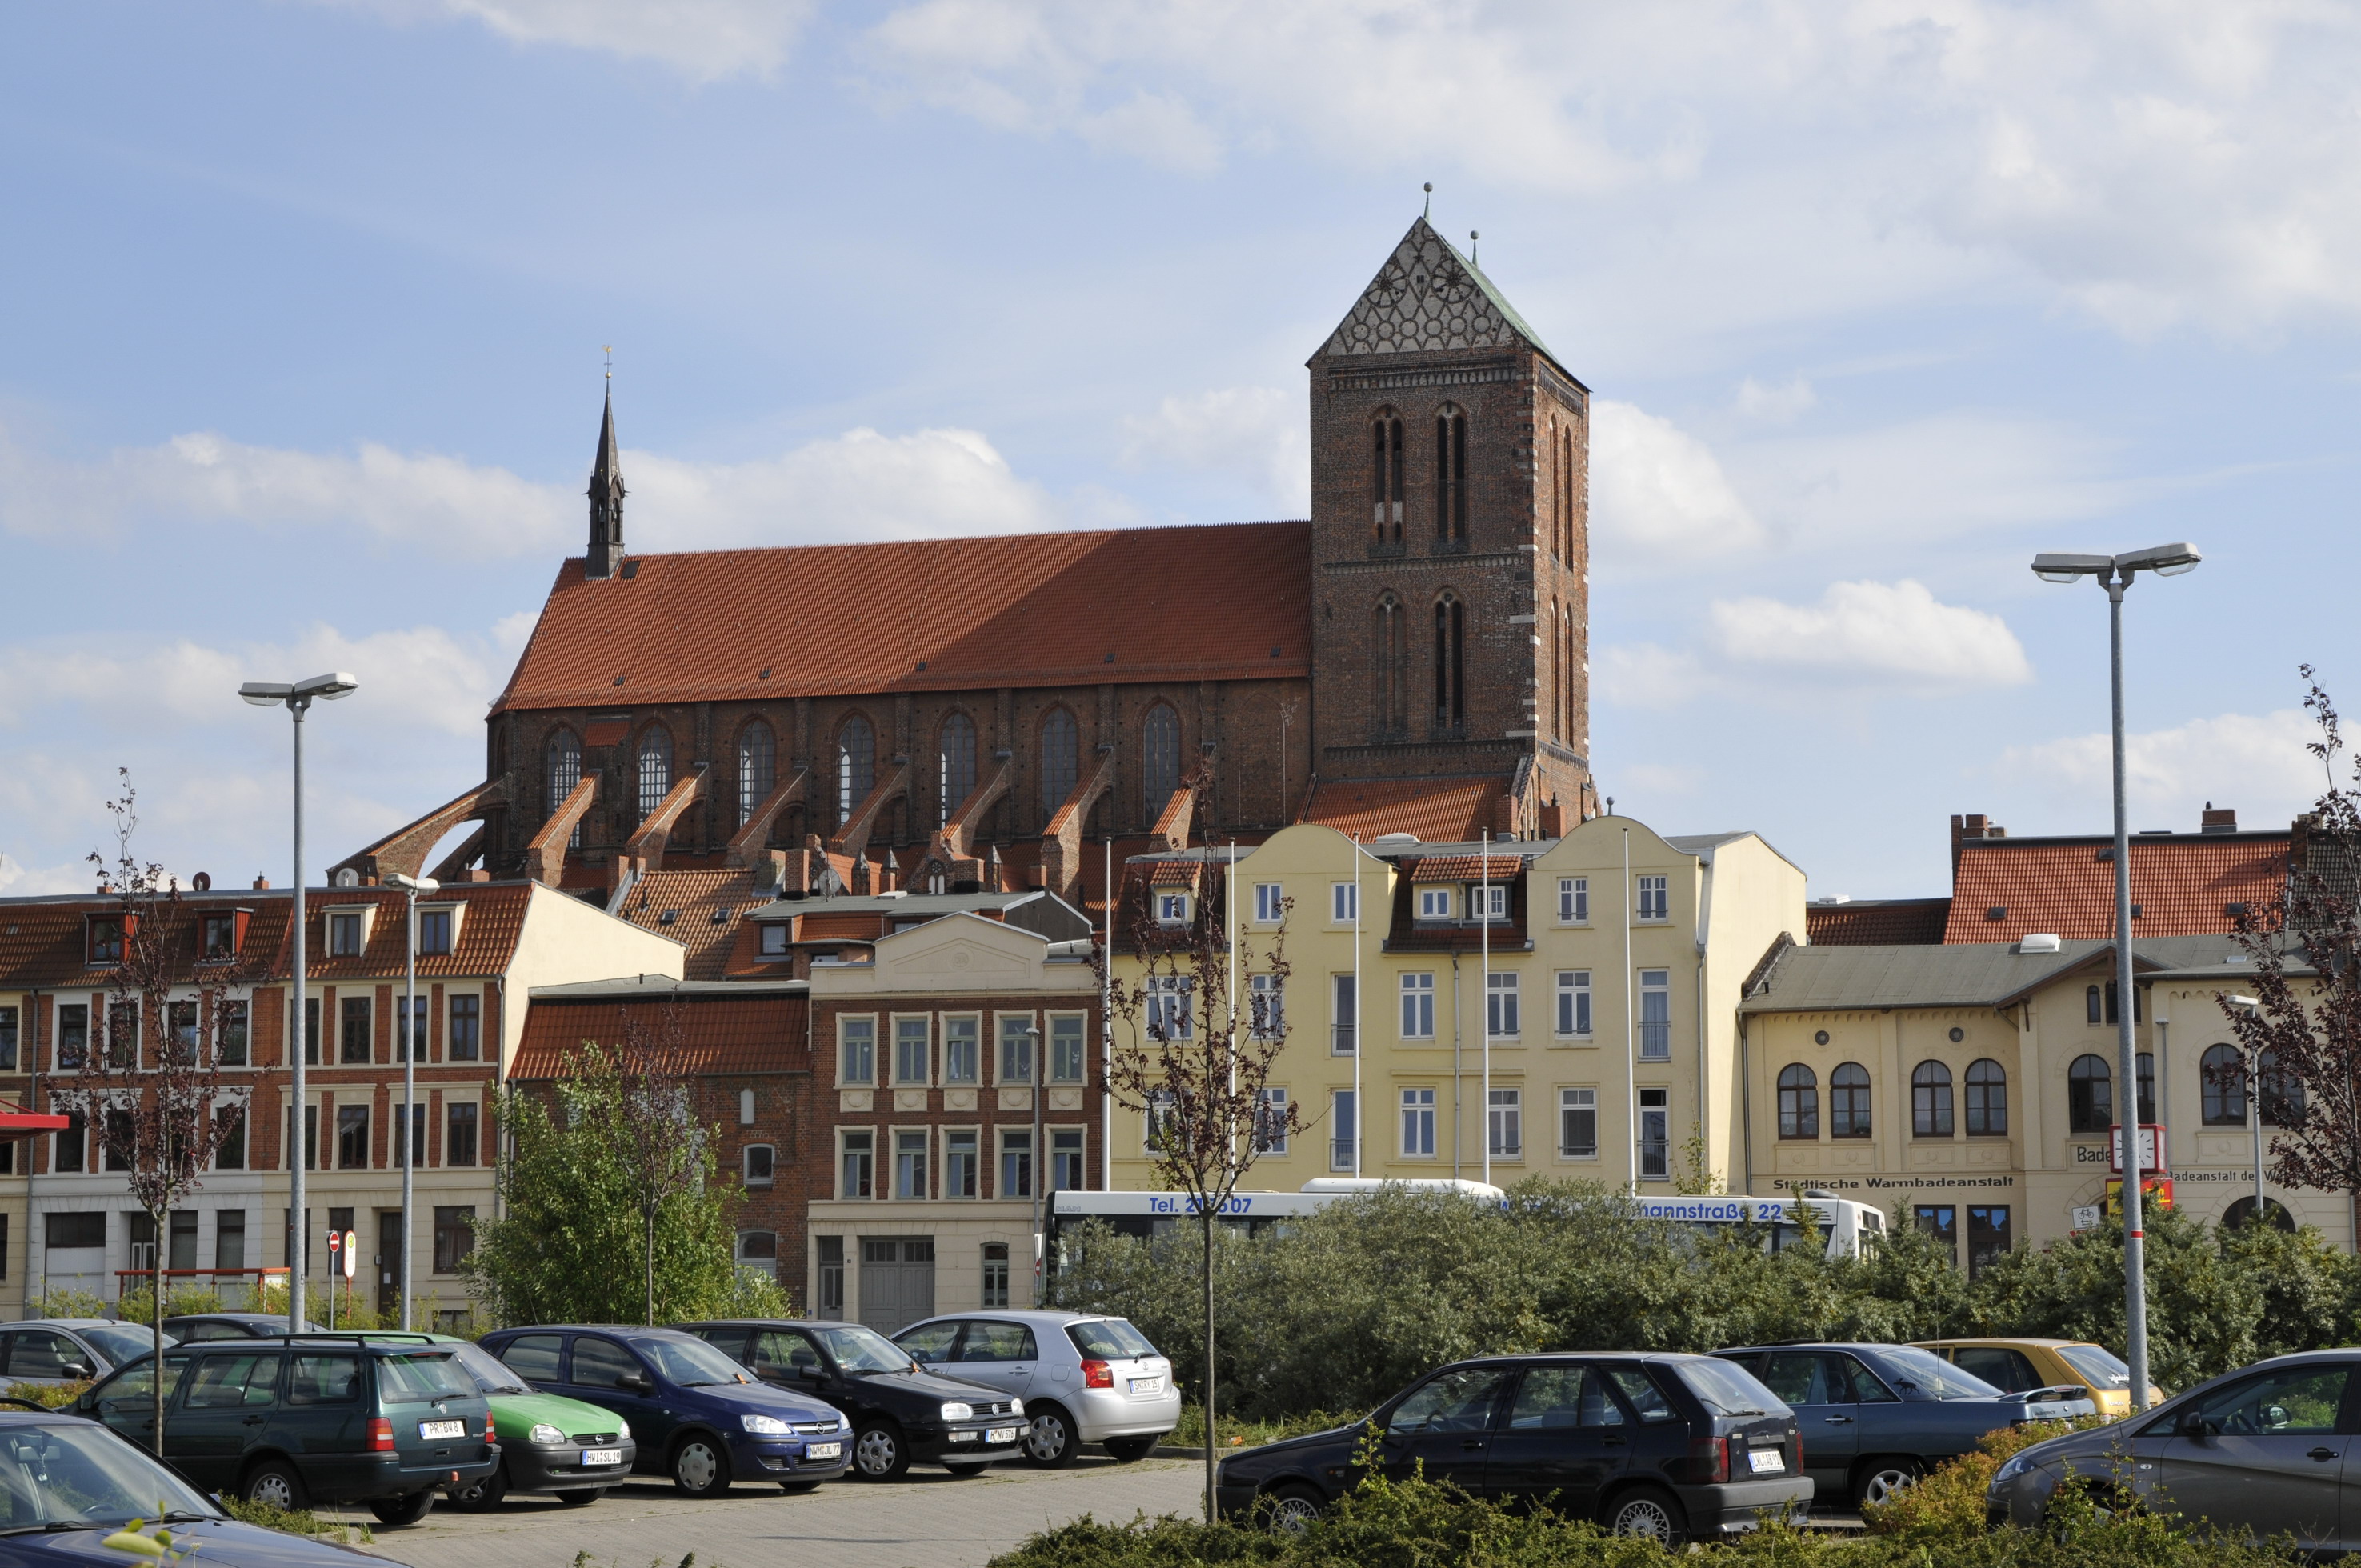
[114,1286,225,1326]
[1860,1418,2102,1539]
[1170,1406,1359,1451]
[26,1290,110,1322]
[3,1381,86,1410]
[216,1494,373,1547]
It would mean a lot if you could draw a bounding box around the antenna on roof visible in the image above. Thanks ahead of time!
[1470,230,1479,266]
[1423,182,1432,220]
[603,344,612,382]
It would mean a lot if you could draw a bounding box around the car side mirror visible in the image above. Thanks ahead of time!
[624,1373,654,1394]
[61,1364,90,1382]
[2175,1410,2206,1439]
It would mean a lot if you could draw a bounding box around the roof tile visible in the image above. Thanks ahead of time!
[1944,834,2288,943]
[1303,778,1500,843]
[510,991,810,1080]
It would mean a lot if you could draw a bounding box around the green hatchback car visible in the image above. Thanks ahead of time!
[429,1336,639,1508]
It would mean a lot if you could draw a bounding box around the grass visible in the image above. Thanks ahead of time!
[217,1494,374,1547]
[3,1382,87,1410]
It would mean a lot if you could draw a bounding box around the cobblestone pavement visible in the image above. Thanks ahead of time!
[322,1457,1205,1568]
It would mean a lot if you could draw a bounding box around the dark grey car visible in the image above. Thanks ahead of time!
[1988,1350,2361,1551]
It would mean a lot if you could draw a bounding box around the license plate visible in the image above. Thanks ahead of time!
[1129,1377,1162,1394]
[1747,1448,1786,1474]
[805,1442,842,1461]
[986,1427,1018,1444]
[418,1420,466,1440]
[581,1449,623,1466]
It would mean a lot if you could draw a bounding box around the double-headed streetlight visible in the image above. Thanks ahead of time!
[386,871,438,1330]
[239,672,359,1334]
[2029,542,2199,1412]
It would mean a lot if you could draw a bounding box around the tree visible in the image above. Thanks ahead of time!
[1100,818,1299,1523]
[69,774,249,1456]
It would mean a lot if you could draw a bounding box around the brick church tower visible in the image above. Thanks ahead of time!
[1306,217,1594,833]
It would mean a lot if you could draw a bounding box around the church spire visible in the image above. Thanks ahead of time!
[586,368,627,579]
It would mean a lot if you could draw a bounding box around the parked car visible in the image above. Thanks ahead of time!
[0,1406,414,1568]
[160,1314,326,1344]
[682,1318,1025,1482]
[1915,1338,2162,1418]
[478,1325,849,1498]
[890,1310,1178,1467]
[1215,1352,1810,1543]
[72,1333,497,1526]
[1713,1342,2095,1509]
[0,1321,176,1387]
[1988,1347,2361,1550]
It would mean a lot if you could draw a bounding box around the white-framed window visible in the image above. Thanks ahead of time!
[327,910,365,957]
[1487,972,1519,1038]
[943,1016,980,1083]
[1558,878,1588,923]
[838,1016,876,1086]
[1400,1087,1437,1157]
[417,906,455,955]
[1636,874,1669,922]
[1639,970,1671,1060]
[1051,1127,1085,1191]
[894,1016,930,1086]
[1253,1086,1290,1154]
[1488,1088,1522,1157]
[1473,884,1507,922]
[1145,975,1193,1040]
[758,923,789,958]
[1639,1087,1671,1178]
[997,1014,1036,1085]
[982,1242,1010,1306]
[1416,887,1454,920]
[1253,882,1285,923]
[1559,1088,1597,1158]
[1050,1014,1086,1083]
[742,1144,775,1187]
[894,1130,930,1198]
[738,1089,758,1126]
[1250,974,1284,1038]
[1001,1128,1033,1198]
[1331,974,1356,1054]
[839,1129,875,1198]
[1156,892,1190,925]
[1331,1090,1357,1170]
[736,1230,778,1281]
[1400,973,1435,1038]
[1556,971,1592,1038]
[944,1128,978,1198]
[1331,882,1358,922]
[1145,1090,1177,1150]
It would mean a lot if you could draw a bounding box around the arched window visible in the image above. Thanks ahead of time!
[1831,1062,1871,1138]
[1965,1058,2007,1136]
[2259,1049,2305,1126]
[837,714,875,828]
[2067,1054,2113,1134]
[1371,410,1403,544]
[1558,425,1575,562]
[637,725,673,822]
[2200,1043,2247,1126]
[1432,591,1464,734]
[1040,709,1078,813]
[1372,594,1407,737]
[546,727,583,848]
[1777,1064,1818,1139]
[736,720,775,830]
[1911,1060,1954,1138]
[2223,1195,2295,1232]
[1142,704,1180,814]
[1561,606,1578,741]
[1433,403,1467,543]
[938,712,977,827]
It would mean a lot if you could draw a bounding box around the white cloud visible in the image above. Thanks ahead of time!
[1709,578,2033,689]
[1590,399,1765,570]
[0,850,90,898]
[1598,642,1711,707]
[1999,707,2326,828]
[1120,386,1308,513]
[1735,377,1817,423]
[309,0,812,79]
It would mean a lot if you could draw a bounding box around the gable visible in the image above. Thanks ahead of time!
[1319,218,1552,361]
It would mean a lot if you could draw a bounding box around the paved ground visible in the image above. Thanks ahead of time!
[319,1457,1206,1568]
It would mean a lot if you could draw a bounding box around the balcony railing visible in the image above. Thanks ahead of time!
[110,1266,289,1307]
[1331,1025,1356,1055]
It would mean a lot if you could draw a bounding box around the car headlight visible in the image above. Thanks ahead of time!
[617,1419,631,1440]
[1992,1452,2035,1486]
[740,1414,791,1435]
[529,1423,566,1446]
[837,1414,852,1432]
[940,1402,974,1422]
[1010,1398,1024,1416]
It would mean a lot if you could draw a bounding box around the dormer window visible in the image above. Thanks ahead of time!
[417,907,455,956]
[758,923,790,958]
[87,916,126,966]
[1416,887,1454,921]
[201,913,239,961]
[1156,892,1191,925]
[328,910,366,957]
[1471,884,1507,922]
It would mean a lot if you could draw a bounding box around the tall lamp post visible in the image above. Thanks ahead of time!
[239,671,359,1334]
[2031,542,2199,1412]
[2227,994,2270,1229]
[386,872,438,1330]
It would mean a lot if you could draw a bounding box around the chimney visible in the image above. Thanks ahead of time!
[2201,802,2238,834]
[1950,813,2005,878]
[252,876,270,890]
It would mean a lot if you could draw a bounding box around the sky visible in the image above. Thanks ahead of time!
[5,0,2361,902]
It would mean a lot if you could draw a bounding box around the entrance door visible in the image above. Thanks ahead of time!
[376,1212,403,1319]
[858,1238,936,1334]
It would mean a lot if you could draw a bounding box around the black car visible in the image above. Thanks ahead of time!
[160,1314,326,1344]
[682,1319,1027,1481]
[0,1406,404,1568]
[74,1334,497,1526]
[1215,1353,1809,1544]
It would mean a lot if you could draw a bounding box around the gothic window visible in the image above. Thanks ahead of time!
[1142,704,1181,814]
[546,728,582,848]
[1040,708,1078,813]
[1372,594,1407,737]
[1563,606,1579,741]
[1551,600,1563,742]
[736,720,775,830]
[837,714,875,828]
[1371,410,1404,544]
[1431,591,1465,735]
[636,726,673,822]
[1434,403,1467,544]
[938,712,977,827]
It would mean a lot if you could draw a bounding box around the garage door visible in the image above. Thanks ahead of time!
[858,1237,936,1334]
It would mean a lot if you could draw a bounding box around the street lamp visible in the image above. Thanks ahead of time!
[386,872,439,1330]
[239,671,358,1334]
[2029,543,2199,1412]
[2227,994,2269,1230]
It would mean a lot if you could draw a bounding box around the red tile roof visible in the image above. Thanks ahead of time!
[1305,778,1500,843]
[510,990,810,1079]
[610,869,766,981]
[1407,854,1525,882]
[1944,834,2288,943]
[496,522,1313,712]
[1807,898,1952,946]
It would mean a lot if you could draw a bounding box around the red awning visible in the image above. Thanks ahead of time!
[0,1102,68,1136]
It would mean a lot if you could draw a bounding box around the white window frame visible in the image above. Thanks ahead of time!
[1487,1087,1522,1158]
[943,1126,980,1199]
[1416,886,1454,921]
[1253,1086,1290,1154]
[326,909,367,958]
[893,1127,930,1199]
[1155,891,1191,925]
[1253,882,1285,924]
[1399,1086,1437,1158]
[1145,975,1193,1040]
[995,1013,1038,1086]
[892,1014,931,1086]
[1048,1013,1087,1084]
[1638,970,1671,1061]
[838,1127,876,1199]
[1472,884,1507,922]
[742,1143,776,1187]
[1558,877,1588,924]
[1400,973,1435,1039]
[838,1015,877,1088]
[1556,971,1592,1038]
[1331,882,1358,922]
[942,1014,981,1084]
[1330,1089,1357,1171]
[1486,971,1519,1038]
[1249,974,1283,1038]
[758,922,790,958]
[1559,1088,1598,1159]
[1635,874,1670,923]
[1331,974,1356,1055]
[1638,1087,1671,1179]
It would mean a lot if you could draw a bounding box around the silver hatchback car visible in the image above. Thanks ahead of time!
[0,1320,176,1386]
[894,1310,1180,1466]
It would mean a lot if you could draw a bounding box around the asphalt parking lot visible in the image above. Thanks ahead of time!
[320,1456,1204,1568]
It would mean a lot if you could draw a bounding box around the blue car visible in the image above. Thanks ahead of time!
[478,1326,850,1498]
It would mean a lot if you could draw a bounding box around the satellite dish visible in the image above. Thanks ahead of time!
[334,868,359,889]
[190,872,212,892]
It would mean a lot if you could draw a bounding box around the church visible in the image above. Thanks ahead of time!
[336,216,1599,927]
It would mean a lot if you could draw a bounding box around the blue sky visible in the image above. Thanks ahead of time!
[5,1,2359,900]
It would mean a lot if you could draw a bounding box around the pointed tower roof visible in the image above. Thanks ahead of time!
[1315,216,1563,370]
[590,387,625,502]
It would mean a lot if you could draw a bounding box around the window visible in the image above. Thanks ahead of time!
[638,725,673,821]
[1051,1127,1085,1191]
[215,1210,245,1271]
[1778,1065,1819,1139]
[218,1001,247,1066]
[1635,875,1669,922]
[1146,975,1193,1040]
[201,913,238,961]
[0,1006,12,1071]
[836,715,875,826]
[1400,1087,1436,1157]
[1400,973,1435,1038]
[944,1130,978,1198]
[1142,704,1181,812]
[1965,1058,2007,1136]
[894,1130,928,1198]
[840,1130,874,1198]
[2087,981,2143,1026]
[1000,1129,1031,1198]
[1915,1205,1958,1262]
[547,727,582,815]
[1253,1086,1290,1154]
[2199,1042,2246,1124]
[214,1104,246,1169]
[1638,1088,1670,1178]
[433,1206,476,1274]
[1251,882,1283,923]
[302,998,318,1065]
[736,1231,778,1281]
[57,1003,87,1070]
[336,1106,370,1170]
[2138,1050,2157,1123]
[1474,883,1507,922]
[168,1001,198,1062]
[1331,1090,1357,1170]
[1487,1087,1521,1157]
[88,917,125,966]
[1050,1015,1086,1083]
[447,994,480,1062]
[1249,974,1283,1038]
[106,1002,137,1067]
[1332,974,1357,1054]
[938,713,977,826]
[44,1211,101,1250]
[840,1017,876,1086]
[446,1102,478,1167]
[1831,1062,1871,1138]
[339,996,370,1063]
[2259,1049,2305,1126]
[740,1089,757,1126]
[2085,984,2102,1026]
[1558,878,1588,922]
[1154,890,1191,925]
[998,1015,1035,1084]
[418,909,452,955]
[394,996,427,1061]
[1371,409,1404,543]
[1145,1090,1177,1150]
[743,1145,775,1187]
[981,1242,1010,1307]
[54,1112,86,1172]
[1039,709,1078,813]
[1967,1206,2011,1276]
[1912,1061,1955,1138]
[1372,593,1408,734]
[104,1108,134,1171]
[758,923,789,958]
[1637,970,1670,1060]
[2067,1054,2112,1134]
[1433,402,1467,542]
[894,1017,930,1086]
[393,1102,426,1168]
[1332,882,1358,922]
[329,910,363,957]
[1557,971,1592,1036]
[1417,887,1454,920]
[1432,591,1464,733]
[1487,972,1519,1038]
[943,1016,980,1083]
[735,720,777,828]
[1560,1088,1597,1158]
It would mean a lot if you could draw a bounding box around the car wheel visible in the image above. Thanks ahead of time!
[1103,1435,1159,1463]
[853,1419,910,1482]
[1022,1403,1077,1469]
[552,1488,605,1506]
[1603,1484,1687,1546]
[446,1462,510,1512]
[241,1460,306,1514]
[943,1462,987,1477]
[368,1490,435,1527]
[1855,1456,1924,1510]
[670,1434,732,1498]
[1263,1483,1325,1535]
